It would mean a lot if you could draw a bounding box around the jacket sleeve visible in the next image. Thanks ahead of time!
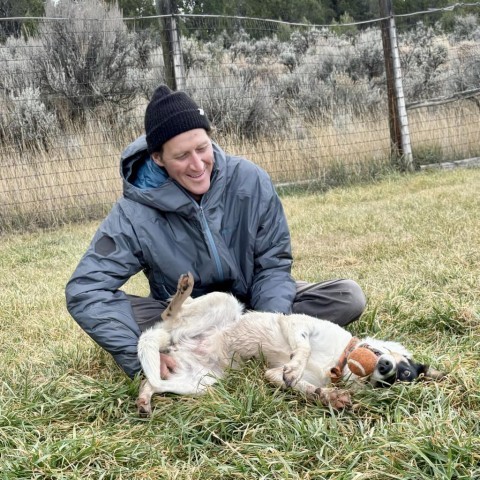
[65,204,145,378]
[249,176,296,314]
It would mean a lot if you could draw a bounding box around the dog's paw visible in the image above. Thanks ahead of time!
[177,272,194,294]
[282,362,303,387]
[136,396,152,418]
[314,387,352,410]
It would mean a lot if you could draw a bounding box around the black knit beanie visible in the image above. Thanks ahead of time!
[145,85,211,154]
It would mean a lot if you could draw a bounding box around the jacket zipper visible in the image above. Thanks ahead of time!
[198,205,225,281]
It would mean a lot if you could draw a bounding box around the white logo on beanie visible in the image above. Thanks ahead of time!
[198,108,205,116]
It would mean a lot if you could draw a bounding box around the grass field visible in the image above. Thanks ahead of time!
[1,168,479,479]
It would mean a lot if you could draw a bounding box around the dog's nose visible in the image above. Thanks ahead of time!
[377,357,394,375]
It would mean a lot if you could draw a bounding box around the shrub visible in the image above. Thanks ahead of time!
[399,22,449,101]
[346,28,384,82]
[449,40,480,92]
[448,16,480,93]
[272,29,385,122]
[182,36,225,73]
[229,28,253,61]
[0,87,59,150]
[0,36,40,94]
[247,36,282,65]
[278,48,297,73]
[126,45,165,101]
[32,0,139,121]
[186,69,289,140]
[451,14,480,42]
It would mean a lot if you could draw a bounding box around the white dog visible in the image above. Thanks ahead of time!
[136,273,444,416]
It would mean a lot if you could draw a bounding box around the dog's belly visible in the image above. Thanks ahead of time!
[224,315,291,364]
[228,333,291,365]
[302,358,336,387]
[172,332,230,380]
[225,314,349,387]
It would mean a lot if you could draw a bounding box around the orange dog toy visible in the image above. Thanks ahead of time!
[347,347,378,377]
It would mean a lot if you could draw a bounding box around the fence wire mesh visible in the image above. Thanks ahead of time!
[0,4,479,231]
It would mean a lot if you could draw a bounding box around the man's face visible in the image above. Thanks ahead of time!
[152,128,214,200]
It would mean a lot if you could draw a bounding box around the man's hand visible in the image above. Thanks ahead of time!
[160,353,176,379]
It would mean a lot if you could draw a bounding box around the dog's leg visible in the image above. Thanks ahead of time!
[423,366,446,381]
[149,377,210,396]
[136,377,208,417]
[313,387,352,410]
[161,272,194,326]
[136,373,214,417]
[138,273,194,391]
[137,327,172,390]
[265,366,317,396]
[277,315,313,387]
[265,367,352,409]
[136,378,155,417]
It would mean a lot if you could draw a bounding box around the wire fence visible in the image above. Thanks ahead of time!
[1,3,479,231]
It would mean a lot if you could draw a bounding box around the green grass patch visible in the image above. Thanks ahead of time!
[1,169,479,478]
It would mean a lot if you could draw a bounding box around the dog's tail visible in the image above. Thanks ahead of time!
[137,325,171,389]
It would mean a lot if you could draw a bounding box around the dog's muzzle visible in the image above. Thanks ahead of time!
[370,353,398,387]
[376,355,396,377]
[362,346,395,379]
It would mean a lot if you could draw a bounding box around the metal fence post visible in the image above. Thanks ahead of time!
[379,0,413,171]
[155,0,186,91]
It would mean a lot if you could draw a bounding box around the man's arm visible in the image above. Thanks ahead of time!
[65,205,144,378]
[249,179,296,314]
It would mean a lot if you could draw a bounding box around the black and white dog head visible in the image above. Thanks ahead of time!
[352,338,445,388]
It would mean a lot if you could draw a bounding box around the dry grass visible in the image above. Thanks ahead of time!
[1,168,479,478]
[2,101,480,232]
[409,102,480,163]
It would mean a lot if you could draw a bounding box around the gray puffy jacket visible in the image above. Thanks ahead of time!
[65,136,296,378]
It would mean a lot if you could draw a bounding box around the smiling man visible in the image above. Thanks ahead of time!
[65,85,366,380]
[152,128,214,200]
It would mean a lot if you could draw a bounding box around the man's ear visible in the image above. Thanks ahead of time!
[151,151,164,167]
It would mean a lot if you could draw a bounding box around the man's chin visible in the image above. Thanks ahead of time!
[184,181,210,199]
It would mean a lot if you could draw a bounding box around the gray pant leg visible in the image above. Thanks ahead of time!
[126,294,169,332]
[292,279,366,326]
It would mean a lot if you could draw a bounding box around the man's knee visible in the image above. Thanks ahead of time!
[339,279,367,324]
[292,278,366,326]
[127,294,168,332]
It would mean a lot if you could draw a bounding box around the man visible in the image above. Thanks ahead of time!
[66,85,366,379]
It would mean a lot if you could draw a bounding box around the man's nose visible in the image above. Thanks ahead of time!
[189,151,204,169]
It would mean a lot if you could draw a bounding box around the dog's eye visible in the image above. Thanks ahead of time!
[401,371,411,379]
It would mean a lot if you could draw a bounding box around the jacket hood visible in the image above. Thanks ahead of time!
[120,135,225,213]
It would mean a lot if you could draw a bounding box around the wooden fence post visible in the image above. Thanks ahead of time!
[155,0,186,91]
[379,0,414,171]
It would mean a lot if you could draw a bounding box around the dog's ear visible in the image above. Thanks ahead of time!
[419,364,447,381]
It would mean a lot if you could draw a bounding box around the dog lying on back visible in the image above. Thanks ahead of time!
[136,273,445,416]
